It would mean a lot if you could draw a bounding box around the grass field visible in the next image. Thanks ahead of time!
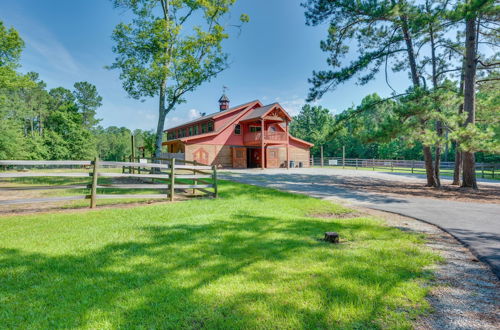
[0,181,440,329]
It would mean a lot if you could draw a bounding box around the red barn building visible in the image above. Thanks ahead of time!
[162,95,313,169]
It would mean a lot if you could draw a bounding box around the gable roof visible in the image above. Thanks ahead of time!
[164,101,260,144]
[164,100,261,132]
[241,103,292,122]
[162,99,313,148]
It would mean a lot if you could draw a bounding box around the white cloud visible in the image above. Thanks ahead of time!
[279,97,306,116]
[22,27,80,75]
[187,108,201,120]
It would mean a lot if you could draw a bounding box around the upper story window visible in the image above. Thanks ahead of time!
[208,121,214,132]
[201,123,207,133]
[250,126,261,133]
[193,125,199,135]
[234,124,241,135]
[182,128,187,137]
[189,126,193,136]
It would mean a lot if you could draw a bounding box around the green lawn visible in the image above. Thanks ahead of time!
[0,181,439,329]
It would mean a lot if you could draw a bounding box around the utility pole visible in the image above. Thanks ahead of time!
[320,145,324,167]
[131,134,136,174]
[342,145,345,168]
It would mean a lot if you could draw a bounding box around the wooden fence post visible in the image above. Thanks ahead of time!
[90,157,99,208]
[373,158,375,171]
[411,160,414,174]
[192,160,197,195]
[355,158,358,170]
[481,164,484,178]
[212,165,218,198]
[170,158,175,201]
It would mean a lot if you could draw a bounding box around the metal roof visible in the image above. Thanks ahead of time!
[240,103,278,121]
[164,100,259,132]
[218,94,229,102]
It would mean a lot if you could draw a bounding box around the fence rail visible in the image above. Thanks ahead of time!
[310,157,499,179]
[0,158,218,208]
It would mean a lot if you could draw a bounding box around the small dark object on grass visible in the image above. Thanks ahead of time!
[324,232,339,244]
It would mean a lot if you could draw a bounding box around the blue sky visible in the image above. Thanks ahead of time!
[1,0,410,130]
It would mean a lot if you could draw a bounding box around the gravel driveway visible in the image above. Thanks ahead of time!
[221,168,500,278]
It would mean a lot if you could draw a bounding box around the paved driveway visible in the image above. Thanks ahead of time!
[221,168,500,278]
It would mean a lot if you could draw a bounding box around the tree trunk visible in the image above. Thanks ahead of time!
[400,11,437,187]
[452,57,466,185]
[38,114,43,136]
[154,81,167,159]
[423,146,437,187]
[452,141,463,185]
[461,15,478,189]
[429,20,441,187]
[452,103,464,185]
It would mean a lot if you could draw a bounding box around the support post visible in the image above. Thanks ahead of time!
[481,164,484,178]
[261,119,265,169]
[192,160,197,195]
[320,145,324,167]
[411,160,414,173]
[355,158,358,170]
[286,120,290,169]
[212,165,218,198]
[90,157,99,208]
[170,158,175,201]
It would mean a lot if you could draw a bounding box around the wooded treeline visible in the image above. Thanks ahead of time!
[297,0,499,188]
[0,21,154,161]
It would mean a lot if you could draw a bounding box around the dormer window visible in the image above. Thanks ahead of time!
[234,124,241,135]
[208,121,214,132]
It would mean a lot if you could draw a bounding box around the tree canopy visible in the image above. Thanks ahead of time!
[109,0,248,157]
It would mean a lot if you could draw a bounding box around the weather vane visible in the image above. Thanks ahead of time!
[222,85,229,94]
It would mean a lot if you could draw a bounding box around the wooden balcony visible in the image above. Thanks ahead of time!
[244,131,287,145]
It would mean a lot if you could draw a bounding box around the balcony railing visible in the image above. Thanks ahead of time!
[244,131,287,144]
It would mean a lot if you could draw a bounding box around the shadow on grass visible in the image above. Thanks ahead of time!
[0,208,433,328]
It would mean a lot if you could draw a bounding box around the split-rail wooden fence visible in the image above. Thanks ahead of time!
[0,158,217,208]
[311,157,499,180]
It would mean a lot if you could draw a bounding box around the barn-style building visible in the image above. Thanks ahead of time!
[162,95,313,169]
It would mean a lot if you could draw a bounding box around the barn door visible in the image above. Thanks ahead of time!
[266,148,279,168]
[193,147,209,165]
[232,147,247,168]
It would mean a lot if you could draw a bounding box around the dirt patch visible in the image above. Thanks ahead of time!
[316,175,500,204]
[358,207,500,329]
[309,212,361,219]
